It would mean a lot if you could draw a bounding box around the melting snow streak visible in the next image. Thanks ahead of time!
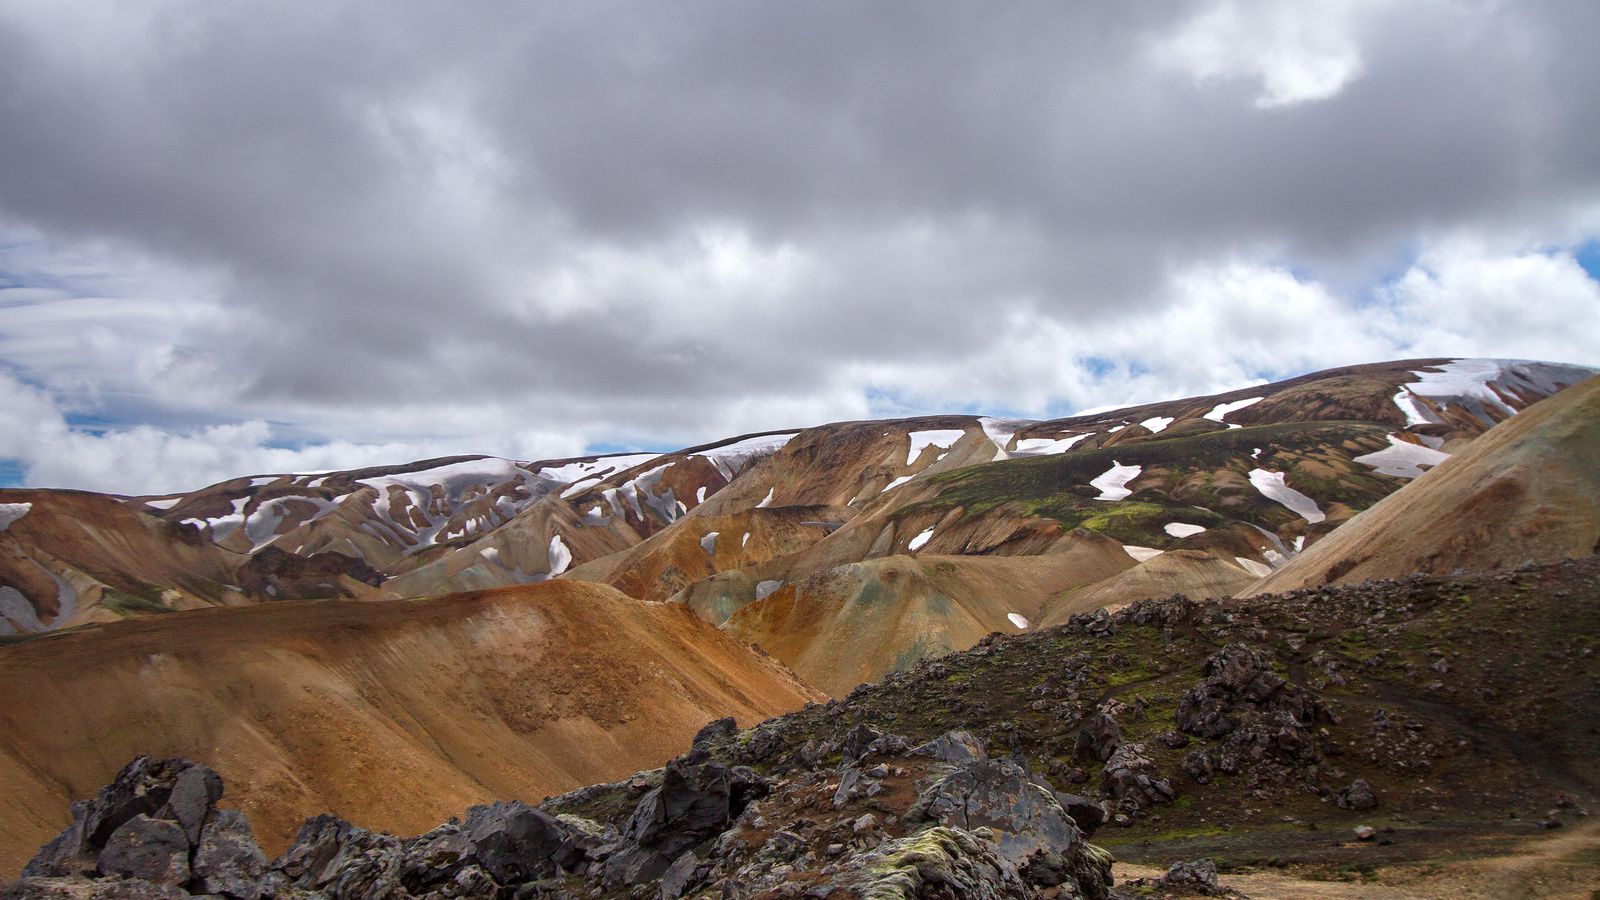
[1204,397,1263,423]
[1090,462,1141,500]
[1248,469,1325,523]
[1354,434,1451,479]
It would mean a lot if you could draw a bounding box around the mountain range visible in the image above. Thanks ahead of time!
[2,356,1598,897]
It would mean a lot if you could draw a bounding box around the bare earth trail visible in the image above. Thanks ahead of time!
[1116,821,1600,899]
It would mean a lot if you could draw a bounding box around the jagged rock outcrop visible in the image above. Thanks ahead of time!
[9,757,264,900]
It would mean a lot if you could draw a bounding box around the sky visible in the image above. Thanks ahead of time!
[1,1,1598,495]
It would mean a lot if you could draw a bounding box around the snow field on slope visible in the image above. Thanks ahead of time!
[1234,557,1273,578]
[1354,434,1451,479]
[1011,433,1094,456]
[701,532,719,555]
[1248,469,1325,523]
[1008,613,1030,630]
[0,503,33,531]
[905,429,967,466]
[880,475,915,494]
[1090,462,1141,500]
[1390,358,1594,427]
[1203,396,1264,423]
[1140,416,1175,433]
[1164,522,1206,538]
[908,527,935,551]
[695,433,797,481]
[546,535,572,577]
[1123,546,1163,562]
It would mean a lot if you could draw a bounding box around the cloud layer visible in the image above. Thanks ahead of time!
[1,1,1597,493]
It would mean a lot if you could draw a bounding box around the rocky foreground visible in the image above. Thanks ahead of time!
[6,555,1598,898]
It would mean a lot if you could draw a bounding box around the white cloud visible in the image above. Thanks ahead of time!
[1374,239,1600,363]
[0,370,588,494]
[1152,0,1383,108]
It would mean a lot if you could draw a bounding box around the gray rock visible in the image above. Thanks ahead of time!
[0,877,191,898]
[96,815,190,886]
[659,851,700,899]
[908,758,1112,896]
[272,813,404,898]
[463,800,593,883]
[693,717,738,748]
[23,758,224,881]
[191,809,267,899]
[1336,778,1378,810]
[832,768,862,808]
[827,826,1031,899]
[159,766,223,846]
[1161,858,1222,894]
[910,730,987,763]
[1074,711,1123,763]
[1053,792,1107,838]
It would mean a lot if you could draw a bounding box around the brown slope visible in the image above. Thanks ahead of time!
[1038,549,1258,627]
[0,489,244,632]
[719,532,1135,696]
[1243,374,1600,595]
[0,580,821,874]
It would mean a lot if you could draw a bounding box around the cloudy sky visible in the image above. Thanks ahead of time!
[2,1,1598,494]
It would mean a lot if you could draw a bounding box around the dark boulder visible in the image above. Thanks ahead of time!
[462,800,597,883]
[1336,778,1379,810]
[96,815,190,886]
[692,716,738,748]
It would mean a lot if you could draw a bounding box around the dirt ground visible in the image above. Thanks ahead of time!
[1115,822,1600,899]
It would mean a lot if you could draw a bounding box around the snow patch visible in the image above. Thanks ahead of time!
[1090,462,1141,501]
[1164,522,1206,538]
[908,527,935,551]
[756,487,775,508]
[755,579,783,600]
[700,531,719,555]
[1354,433,1452,479]
[1011,433,1093,456]
[1007,612,1030,630]
[695,433,796,482]
[696,486,707,504]
[1234,557,1273,578]
[1392,359,1594,428]
[1293,536,1306,552]
[1248,469,1325,523]
[880,475,915,494]
[905,429,966,466]
[1108,424,1127,433]
[0,503,34,531]
[1140,416,1175,433]
[142,497,181,511]
[1123,545,1164,562]
[546,534,572,577]
[978,417,1034,455]
[1204,396,1264,423]
[742,532,750,548]
[1250,447,1262,459]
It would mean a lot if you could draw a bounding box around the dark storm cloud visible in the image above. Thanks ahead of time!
[0,1,1598,491]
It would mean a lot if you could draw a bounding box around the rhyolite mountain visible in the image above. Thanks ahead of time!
[3,358,1592,695]
[3,356,1600,896]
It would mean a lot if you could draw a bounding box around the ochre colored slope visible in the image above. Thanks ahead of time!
[1244,375,1600,595]
[0,580,821,875]
[721,536,1134,696]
